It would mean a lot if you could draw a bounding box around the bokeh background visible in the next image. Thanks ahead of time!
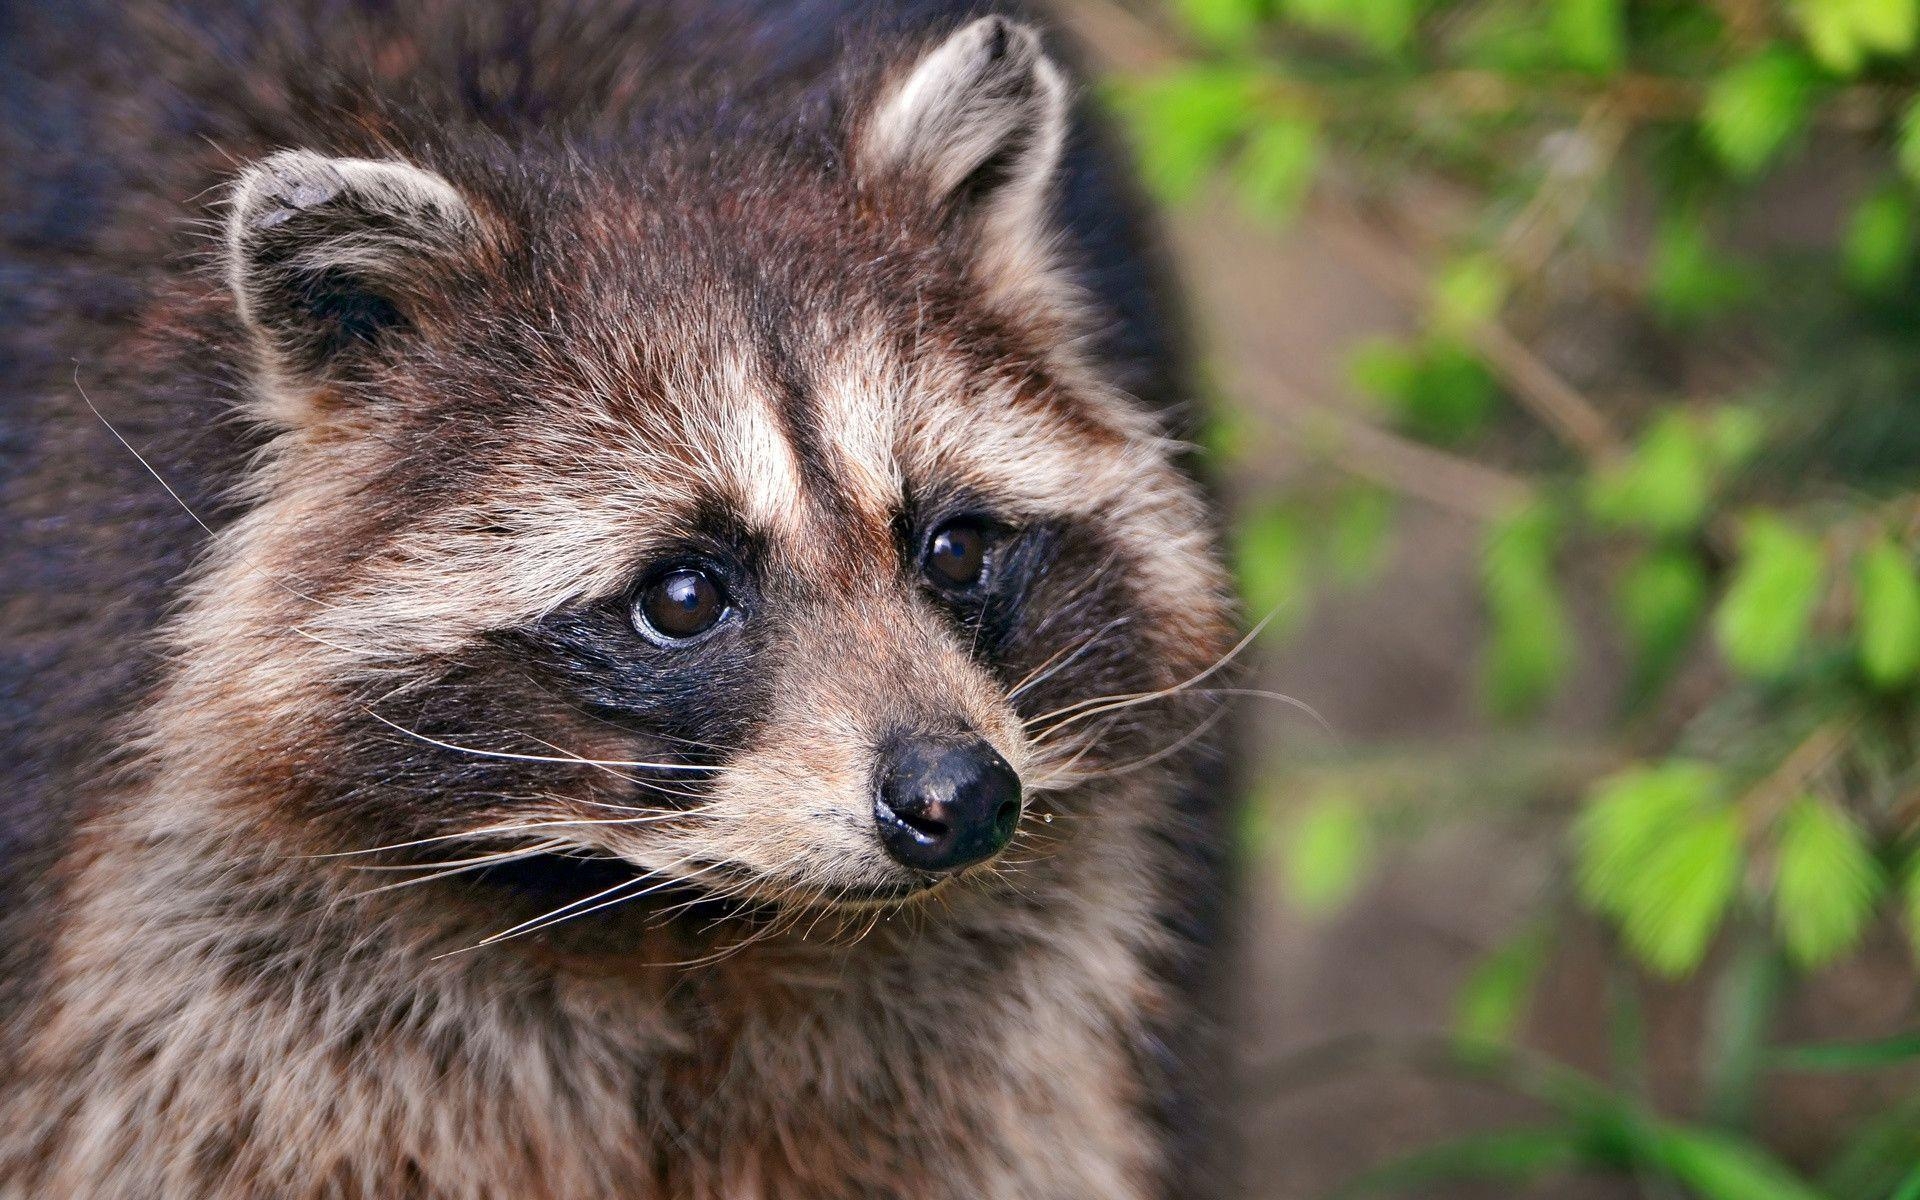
[1055,2,1920,1196]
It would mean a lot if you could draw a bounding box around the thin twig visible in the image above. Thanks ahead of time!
[1313,199,1628,463]
[1738,719,1856,830]
[1269,401,1532,521]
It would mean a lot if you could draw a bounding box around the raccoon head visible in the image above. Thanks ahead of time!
[173,17,1233,931]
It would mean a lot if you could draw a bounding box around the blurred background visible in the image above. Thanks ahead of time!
[1052,1,1920,1196]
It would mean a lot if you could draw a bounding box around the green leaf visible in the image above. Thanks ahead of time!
[1454,927,1552,1048]
[1649,213,1750,323]
[1176,0,1269,45]
[1349,336,1417,404]
[1834,0,1918,53]
[1622,807,1744,976]
[1772,797,1884,968]
[1817,1093,1920,1200]
[1843,187,1915,293]
[1896,1163,1920,1200]
[1282,0,1418,53]
[1705,405,1768,470]
[1199,396,1261,467]
[1485,586,1574,717]
[1481,505,1573,717]
[1900,98,1920,186]
[1326,485,1396,586]
[1234,114,1320,226]
[1281,790,1374,914]
[1431,254,1509,336]
[1115,68,1255,204]
[1796,2,1863,72]
[1577,761,1723,913]
[1576,762,1741,976]
[1340,1128,1584,1196]
[1406,340,1500,444]
[1855,538,1920,688]
[1701,48,1818,177]
[1550,0,1625,71]
[1352,336,1500,445]
[1587,412,1714,535]
[1794,0,1918,72]
[1647,1126,1830,1200]
[1235,501,1308,636]
[1714,515,1828,678]
[1771,1030,1920,1071]
[1902,852,1920,960]
[1701,936,1784,1129]
[1615,547,1710,694]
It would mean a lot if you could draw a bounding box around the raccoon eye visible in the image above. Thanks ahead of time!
[924,519,990,590]
[632,567,729,642]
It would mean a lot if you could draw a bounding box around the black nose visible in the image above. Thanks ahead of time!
[873,737,1022,872]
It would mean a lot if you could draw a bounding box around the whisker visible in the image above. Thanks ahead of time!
[364,710,731,772]
[445,860,733,956]
[344,841,573,899]
[348,846,586,871]
[1006,615,1131,704]
[442,871,663,955]
[527,791,706,816]
[1189,687,1332,732]
[1027,721,1108,786]
[1022,606,1284,734]
[1034,707,1228,790]
[488,726,712,795]
[74,367,344,613]
[312,809,708,861]
[506,672,734,756]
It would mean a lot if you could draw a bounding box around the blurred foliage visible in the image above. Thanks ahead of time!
[1113,0,1920,1194]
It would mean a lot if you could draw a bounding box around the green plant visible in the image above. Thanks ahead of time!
[1112,0,1920,1194]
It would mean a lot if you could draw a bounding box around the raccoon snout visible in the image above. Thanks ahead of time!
[872,736,1022,873]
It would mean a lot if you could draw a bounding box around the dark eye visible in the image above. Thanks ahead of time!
[632,567,729,641]
[924,519,991,590]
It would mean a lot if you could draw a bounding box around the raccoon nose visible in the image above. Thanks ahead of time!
[873,737,1022,873]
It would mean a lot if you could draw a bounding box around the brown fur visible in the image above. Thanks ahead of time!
[0,2,1236,1196]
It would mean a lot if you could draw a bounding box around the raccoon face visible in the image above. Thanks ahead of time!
[185,18,1233,918]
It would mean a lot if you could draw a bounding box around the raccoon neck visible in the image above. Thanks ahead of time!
[5,778,1165,1199]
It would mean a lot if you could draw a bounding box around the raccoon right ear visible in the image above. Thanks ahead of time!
[225,150,474,414]
[858,17,1069,250]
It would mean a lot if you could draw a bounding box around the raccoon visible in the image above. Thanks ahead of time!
[0,2,1239,1197]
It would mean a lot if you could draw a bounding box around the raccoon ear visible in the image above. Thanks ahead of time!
[225,150,474,407]
[859,17,1069,242]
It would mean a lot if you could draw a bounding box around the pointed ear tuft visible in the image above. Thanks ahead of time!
[226,150,473,407]
[858,17,1069,234]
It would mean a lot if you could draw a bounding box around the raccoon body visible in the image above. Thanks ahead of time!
[0,3,1237,1197]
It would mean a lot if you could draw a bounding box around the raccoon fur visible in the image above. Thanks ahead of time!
[0,2,1239,1196]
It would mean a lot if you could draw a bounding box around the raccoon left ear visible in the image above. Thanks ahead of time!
[858,17,1069,244]
[225,150,475,419]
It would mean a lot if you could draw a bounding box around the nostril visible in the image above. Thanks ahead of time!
[896,807,949,842]
[995,798,1019,829]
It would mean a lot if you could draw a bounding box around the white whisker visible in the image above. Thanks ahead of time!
[1023,605,1284,734]
[364,710,731,772]
[443,859,733,956]
[312,810,707,861]
[1006,615,1131,704]
[1034,707,1228,790]
[344,841,573,899]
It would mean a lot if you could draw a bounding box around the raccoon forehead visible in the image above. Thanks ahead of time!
[803,338,1158,519]
[531,317,1157,531]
